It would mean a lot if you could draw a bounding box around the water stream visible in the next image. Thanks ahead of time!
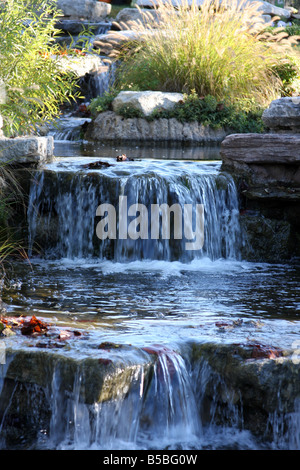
[0,137,300,450]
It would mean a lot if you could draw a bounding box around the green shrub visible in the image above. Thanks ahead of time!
[89,90,119,116]
[0,0,81,137]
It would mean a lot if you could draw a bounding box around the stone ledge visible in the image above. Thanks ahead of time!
[221,133,300,164]
[220,133,300,185]
[0,136,54,167]
[85,110,228,143]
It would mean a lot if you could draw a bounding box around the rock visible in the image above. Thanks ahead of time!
[85,110,228,143]
[190,341,300,437]
[56,53,104,78]
[261,14,272,23]
[55,19,111,35]
[93,29,152,55]
[221,133,300,185]
[254,0,291,18]
[220,132,300,261]
[0,136,54,167]
[56,0,111,20]
[262,97,300,132]
[240,214,292,262]
[112,90,184,117]
[114,7,166,30]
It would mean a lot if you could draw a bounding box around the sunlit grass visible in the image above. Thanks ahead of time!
[113,0,300,109]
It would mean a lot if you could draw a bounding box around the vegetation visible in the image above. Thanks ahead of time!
[112,0,300,112]
[0,0,81,137]
[0,163,28,282]
[89,89,265,132]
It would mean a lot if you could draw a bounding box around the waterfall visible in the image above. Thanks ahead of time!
[42,346,201,450]
[27,166,241,262]
[94,61,117,97]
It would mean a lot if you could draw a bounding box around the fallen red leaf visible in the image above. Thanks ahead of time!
[21,315,48,336]
[250,343,283,359]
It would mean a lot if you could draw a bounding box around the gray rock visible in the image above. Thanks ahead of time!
[93,29,152,55]
[85,110,228,143]
[254,0,291,18]
[221,133,300,185]
[56,0,111,20]
[55,19,111,35]
[190,341,300,437]
[221,132,300,164]
[0,136,54,166]
[240,214,292,262]
[56,54,104,78]
[112,90,184,117]
[262,97,300,131]
[115,7,169,29]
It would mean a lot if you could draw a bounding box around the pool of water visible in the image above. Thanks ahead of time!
[3,257,300,351]
[3,141,300,353]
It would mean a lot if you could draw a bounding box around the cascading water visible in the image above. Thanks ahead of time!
[27,160,241,262]
[44,346,202,450]
[1,135,300,450]
[48,53,115,142]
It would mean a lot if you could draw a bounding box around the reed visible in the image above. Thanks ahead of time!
[114,0,300,109]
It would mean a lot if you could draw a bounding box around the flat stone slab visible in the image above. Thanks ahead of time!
[221,133,300,164]
[0,136,54,166]
[221,132,300,188]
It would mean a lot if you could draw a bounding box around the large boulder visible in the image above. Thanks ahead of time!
[56,53,104,78]
[262,97,300,132]
[114,7,165,30]
[93,29,152,55]
[56,0,111,20]
[85,110,228,143]
[0,136,54,166]
[112,90,184,117]
[254,0,291,18]
[221,133,300,185]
